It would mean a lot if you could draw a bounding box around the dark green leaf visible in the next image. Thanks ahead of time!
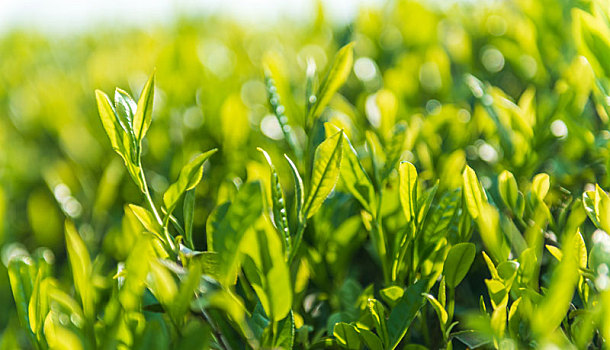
[387,280,427,350]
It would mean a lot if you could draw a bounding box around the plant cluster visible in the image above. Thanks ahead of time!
[5,0,610,349]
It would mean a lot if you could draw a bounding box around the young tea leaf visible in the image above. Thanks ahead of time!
[498,170,518,212]
[64,221,94,321]
[462,166,487,219]
[163,149,217,216]
[308,43,354,123]
[133,70,155,143]
[443,243,476,288]
[399,161,418,223]
[304,130,343,218]
[325,122,376,212]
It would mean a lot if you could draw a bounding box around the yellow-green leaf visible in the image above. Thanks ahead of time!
[462,165,487,219]
[308,43,354,122]
[163,149,217,215]
[399,161,418,223]
[134,71,155,142]
[64,221,94,321]
[304,131,343,218]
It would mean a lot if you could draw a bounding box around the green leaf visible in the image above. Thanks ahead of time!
[258,148,290,255]
[574,9,610,78]
[532,224,583,336]
[114,88,136,135]
[128,204,163,240]
[183,190,196,249]
[381,121,407,180]
[43,312,84,350]
[171,261,202,326]
[147,260,178,312]
[357,328,384,350]
[304,130,343,218]
[64,221,94,321]
[248,303,269,342]
[531,173,550,201]
[163,149,217,216]
[242,218,292,322]
[334,322,361,349]
[399,161,418,223]
[8,257,36,342]
[462,165,487,219]
[308,42,354,122]
[368,299,389,346]
[443,243,476,288]
[589,231,610,275]
[380,286,404,308]
[546,245,563,261]
[595,185,610,232]
[496,261,519,284]
[583,190,600,228]
[325,123,375,212]
[275,311,295,349]
[28,271,49,341]
[210,181,264,286]
[120,235,154,311]
[498,170,518,212]
[95,90,123,154]
[387,280,427,350]
[134,70,155,142]
[423,293,448,326]
[285,154,304,222]
[476,204,510,263]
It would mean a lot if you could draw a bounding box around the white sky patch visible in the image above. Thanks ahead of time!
[0,0,385,34]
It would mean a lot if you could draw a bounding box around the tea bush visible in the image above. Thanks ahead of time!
[4,0,610,349]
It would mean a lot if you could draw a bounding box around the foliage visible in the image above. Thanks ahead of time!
[5,0,610,349]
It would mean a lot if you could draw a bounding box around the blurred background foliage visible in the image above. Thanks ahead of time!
[1,0,608,346]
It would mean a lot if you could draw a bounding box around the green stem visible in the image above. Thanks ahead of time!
[372,219,390,286]
[447,287,455,323]
[139,166,176,253]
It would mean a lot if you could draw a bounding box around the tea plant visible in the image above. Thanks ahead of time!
[7,0,610,349]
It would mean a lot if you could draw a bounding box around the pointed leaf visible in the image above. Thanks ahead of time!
[134,71,155,142]
[334,322,361,349]
[163,149,217,215]
[308,43,354,121]
[304,131,343,218]
[462,166,487,219]
[387,280,427,350]
[65,221,94,320]
[443,243,476,288]
[399,161,418,223]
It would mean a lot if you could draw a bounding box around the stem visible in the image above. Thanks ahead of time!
[372,220,390,285]
[271,320,278,347]
[139,165,176,253]
[139,166,163,225]
[371,184,390,285]
[201,309,231,350]
[447,287,456,323]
